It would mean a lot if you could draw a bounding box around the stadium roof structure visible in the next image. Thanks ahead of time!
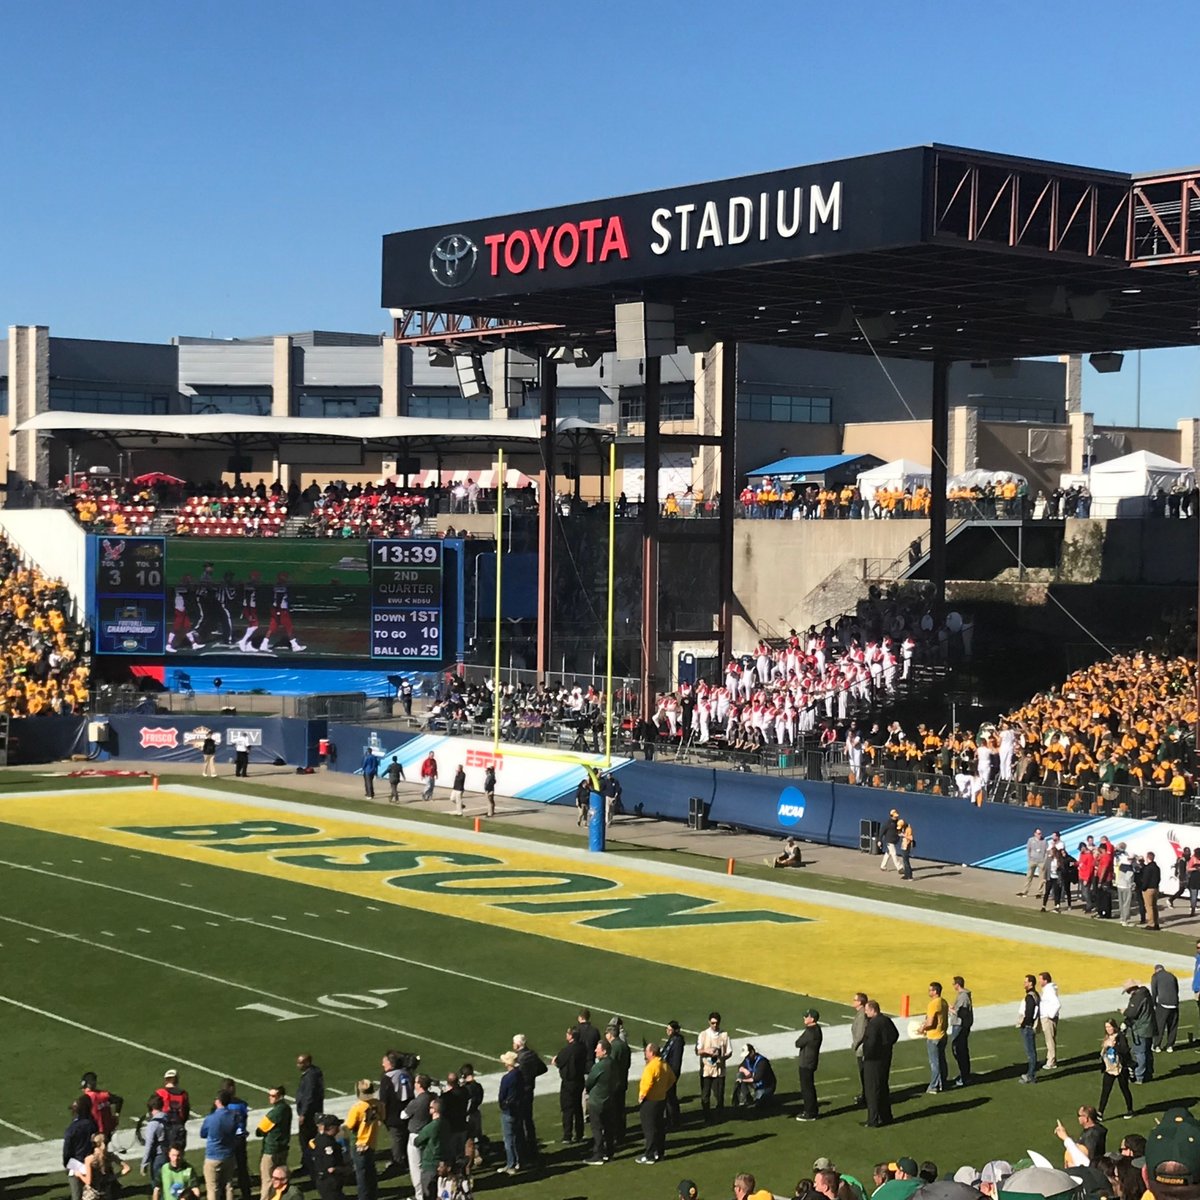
[382,144,1200,361]
[380,142,1200,704]
[13,410,608,451]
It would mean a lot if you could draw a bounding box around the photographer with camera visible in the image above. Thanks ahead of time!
[694,1012,732,1123]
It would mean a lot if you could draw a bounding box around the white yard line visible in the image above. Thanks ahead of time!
[0,858,679,1032]
[0,1115,40,1140]
[0,993,273,1092]
[0,912,487,1060]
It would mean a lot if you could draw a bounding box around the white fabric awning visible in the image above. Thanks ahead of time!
[14,410,547,444]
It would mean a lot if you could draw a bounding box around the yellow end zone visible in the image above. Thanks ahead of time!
[0,787,1144,1007]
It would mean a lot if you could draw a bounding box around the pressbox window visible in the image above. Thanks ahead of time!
[736,389,833,424]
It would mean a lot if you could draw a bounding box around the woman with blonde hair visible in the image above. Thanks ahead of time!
[81,1132,130,1200]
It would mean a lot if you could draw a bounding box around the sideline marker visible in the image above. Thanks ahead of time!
[474,817,482,833]
[727,857,735,875]
[152,775,159,791]
[900,994,910,1018]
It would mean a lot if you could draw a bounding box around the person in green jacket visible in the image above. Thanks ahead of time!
[604,1025,631,1146]
[413,1098,446,1200]
[256,1086,293,1200]
[584,1042,615,1165]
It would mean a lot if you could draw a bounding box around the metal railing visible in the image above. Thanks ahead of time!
[856,764,1196,824]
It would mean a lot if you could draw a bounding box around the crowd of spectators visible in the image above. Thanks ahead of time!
[420,675,613,751]
[737,476,1028,520]
[864,651,1195,804]
[1031,486,1093,519]
[640,587,967,754]
[303,487,431,539]
[70,487,159,534]
[0,537,89,716]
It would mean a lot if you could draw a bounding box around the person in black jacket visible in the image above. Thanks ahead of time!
[1142,851,1163,931]
[551,1027,588,1143]
[513,1034,547,1163]
[64,1097,98,1200]
[661,1021,686,1130]
[575,1010,601,1061]
[296,1055,325,1179]
[861,1001,899,1127]
[378,1052,413,1176]
[310,1115,346,1200]
[794,1010,822,1122]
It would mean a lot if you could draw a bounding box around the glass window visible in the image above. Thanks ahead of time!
[0,384,7,416]
[189,392,271,416]
[406,394,491,420]
[49,387,170,414]
[297,392,381,419]
[736,388,833,424]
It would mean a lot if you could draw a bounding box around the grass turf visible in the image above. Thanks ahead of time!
[1,775,1197,1200]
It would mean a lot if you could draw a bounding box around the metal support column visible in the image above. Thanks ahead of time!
[929,359,950,613]
[535,358,558,678]
[640,357,662,721]
[717,343,738,662]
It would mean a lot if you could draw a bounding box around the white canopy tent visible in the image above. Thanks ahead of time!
[1088,450,1194,517]
[856,458,932,504]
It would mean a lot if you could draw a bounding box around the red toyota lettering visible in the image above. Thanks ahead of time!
[504,229,531,274]
[553,222,580,268]
[529,226,553,270]
[599,215,629,262]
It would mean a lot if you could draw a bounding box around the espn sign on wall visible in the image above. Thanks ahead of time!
[365,733,631,804]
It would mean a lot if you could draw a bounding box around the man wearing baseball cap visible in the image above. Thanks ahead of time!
[794,1009,822,1122]
[1143,1106,1200,1200]
[677,1181,699,1200]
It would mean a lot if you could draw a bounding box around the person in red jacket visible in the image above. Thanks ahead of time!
[1094,838,1116,920]
[1077,841,1096,913]
[80,1072,122,1139]
[420,752,438,801]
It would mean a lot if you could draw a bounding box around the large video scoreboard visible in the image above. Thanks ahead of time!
[369,539,443,660]
[92,536,167,655]
[88,534,454,665]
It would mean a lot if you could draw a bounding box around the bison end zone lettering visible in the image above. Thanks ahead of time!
[139,727,179,750]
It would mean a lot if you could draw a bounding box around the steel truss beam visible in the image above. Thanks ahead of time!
[932,150,1131,260]
[392,310,564,345]
[1130,171,1200,267]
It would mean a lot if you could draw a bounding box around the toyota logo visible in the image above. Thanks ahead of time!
[429,233,478,287]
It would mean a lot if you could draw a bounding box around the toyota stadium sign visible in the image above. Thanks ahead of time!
[382,147,927,310]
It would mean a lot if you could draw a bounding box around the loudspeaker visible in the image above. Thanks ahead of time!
[806,751,824,781]
[615,301,675,361]
[860,819,881,853]
[688,796,710,830]
[454,354,488,398]
[1088,351,1124,374]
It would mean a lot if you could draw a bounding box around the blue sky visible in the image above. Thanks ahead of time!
[4,0,1198,427]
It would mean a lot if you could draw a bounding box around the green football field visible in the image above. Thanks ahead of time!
[2,773,1198,1200]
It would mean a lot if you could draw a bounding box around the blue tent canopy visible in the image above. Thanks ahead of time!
[746,453,882,482]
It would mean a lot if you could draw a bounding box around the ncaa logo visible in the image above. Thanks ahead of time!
[776,785,806,827]
[430,233,478,287]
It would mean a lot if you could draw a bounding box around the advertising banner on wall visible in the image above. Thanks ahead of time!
[329,729,631,802]
[974,814,1200,874]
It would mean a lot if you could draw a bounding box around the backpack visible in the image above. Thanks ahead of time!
[157,1089,189,1150]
